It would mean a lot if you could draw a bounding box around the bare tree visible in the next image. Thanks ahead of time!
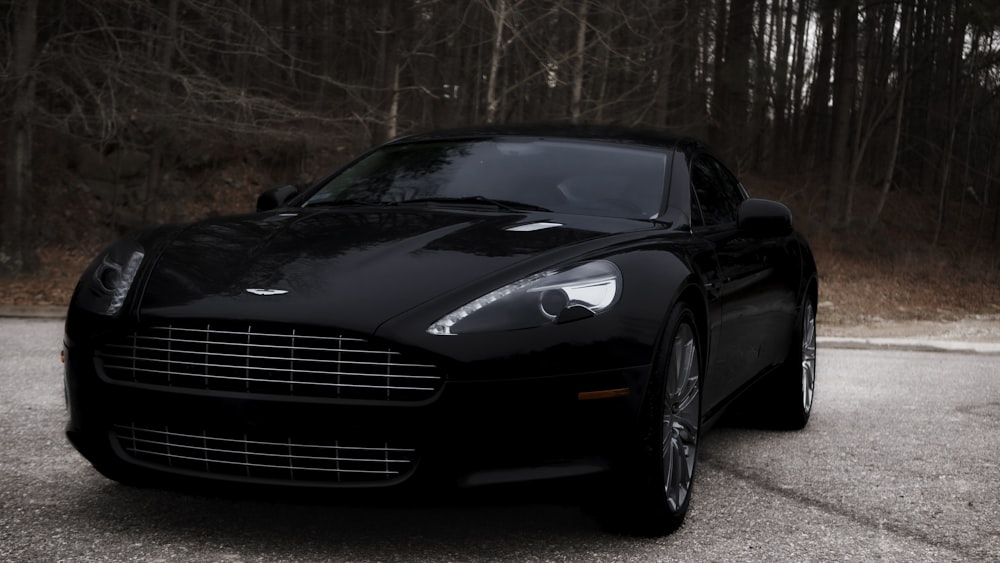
[2,0,39,275]
[712,0,754,169]
[569,0,589,123]
[1,0,999,264]
[485,0,511,124]
[870,3,913,232]
[826,0,858,226]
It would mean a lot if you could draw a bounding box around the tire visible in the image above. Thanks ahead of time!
[603,304,701,537]
[770,296,817,430]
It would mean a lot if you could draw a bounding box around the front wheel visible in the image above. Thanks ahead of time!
[602,304,701,536]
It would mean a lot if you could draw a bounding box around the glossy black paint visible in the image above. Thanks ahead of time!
[737,198,793,237]
[64,125,817,491]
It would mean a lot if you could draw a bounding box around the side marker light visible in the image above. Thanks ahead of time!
[577,388,630,401]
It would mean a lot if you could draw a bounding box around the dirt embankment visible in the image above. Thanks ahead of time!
[5,241,999,342]
[3,166,998,340]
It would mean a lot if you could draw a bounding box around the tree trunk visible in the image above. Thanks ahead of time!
[826,0,858,226]
[711,0,728,119]
[143,0,180,225]
[789,0,810,156]
[751,0,770,169]
[932,3,969,247]
[712,0,753,169]
[845,4,897,223]
[387,62,401,140]
[2,0,40,275]
[570,0,589,123]
[594,38,611,123]
[870,4,912,231]
[485,0,509,124]
[772,0,792,168]
[805,0,834,165]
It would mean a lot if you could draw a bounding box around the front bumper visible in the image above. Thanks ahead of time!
[65,333,651,490]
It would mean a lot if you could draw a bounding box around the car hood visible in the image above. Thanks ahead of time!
[138,207,655,333]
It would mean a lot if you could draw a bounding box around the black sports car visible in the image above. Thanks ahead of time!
[64,125,817,536]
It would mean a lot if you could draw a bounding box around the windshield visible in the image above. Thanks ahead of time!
[304,139,670,219]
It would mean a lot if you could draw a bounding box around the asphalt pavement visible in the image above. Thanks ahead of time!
[1,317,998,561]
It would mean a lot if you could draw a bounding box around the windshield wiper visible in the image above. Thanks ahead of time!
[396,196,551,212]
[306,198,388,208]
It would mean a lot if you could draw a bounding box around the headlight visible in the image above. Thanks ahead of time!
[76,241,145,316]
[427,260,621,335]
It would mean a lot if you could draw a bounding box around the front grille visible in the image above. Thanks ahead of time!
[97,323,442,401]
[113,422,417,484]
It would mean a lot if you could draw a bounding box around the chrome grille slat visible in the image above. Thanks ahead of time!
[101,346,432,369]
[125,448,399,474]
[96,322,443,401]
[108,336,405,356]
[113,423,416,483]
[100,355,440,380]
[119,426,415,453]
[127,441,410,466]
[99,365,436,391]
[146,325,369,342]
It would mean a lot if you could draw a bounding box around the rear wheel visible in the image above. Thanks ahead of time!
[604,304,701,536]
[770,297,816,430]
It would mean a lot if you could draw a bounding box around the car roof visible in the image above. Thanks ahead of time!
[388,123,710,153]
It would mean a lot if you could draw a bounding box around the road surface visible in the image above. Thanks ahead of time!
[2,318,997,561]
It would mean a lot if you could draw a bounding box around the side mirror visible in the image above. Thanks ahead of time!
[256,185,299,212]
[737,198,792,236]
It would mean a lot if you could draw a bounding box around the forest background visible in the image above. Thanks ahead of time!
[1,0,999,325]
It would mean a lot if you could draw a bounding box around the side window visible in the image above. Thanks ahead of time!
[690,157,738,226]
[689,184,705,227]
[688,161,711,227]
[710,158,747,217]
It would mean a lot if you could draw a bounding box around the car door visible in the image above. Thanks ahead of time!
[713,160,799,377]
[689,155,785,408]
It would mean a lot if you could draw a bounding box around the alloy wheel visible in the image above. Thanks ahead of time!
[662,322,700,511]
[801,301,817,413]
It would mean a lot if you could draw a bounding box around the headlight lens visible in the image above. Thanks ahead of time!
[427,260,621,335]
[77,241,145,316]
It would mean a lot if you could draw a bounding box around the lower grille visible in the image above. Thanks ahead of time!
[112,422,417,485]
[97,322,442,401]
